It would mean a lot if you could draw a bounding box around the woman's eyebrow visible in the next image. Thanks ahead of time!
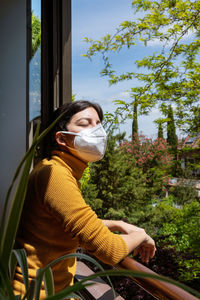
[75,117,91,122]
[76,117,100,122]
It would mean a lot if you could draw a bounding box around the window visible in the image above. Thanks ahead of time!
[29,0,41,122]
[27,0,72,154]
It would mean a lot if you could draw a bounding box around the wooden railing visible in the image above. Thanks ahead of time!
[76,255,199,300]
[118,257,199,300]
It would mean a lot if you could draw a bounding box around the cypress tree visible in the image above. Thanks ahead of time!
[167,105,178,176]
[158,123,164,139]
[167,105,177,150]
[132,100,138,138]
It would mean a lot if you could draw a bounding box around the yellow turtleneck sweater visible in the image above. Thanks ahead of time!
[13,151,129,298]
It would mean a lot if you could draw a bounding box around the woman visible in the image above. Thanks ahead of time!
[13,100,156,298]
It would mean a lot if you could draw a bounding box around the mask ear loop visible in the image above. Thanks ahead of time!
[61,131,79,136]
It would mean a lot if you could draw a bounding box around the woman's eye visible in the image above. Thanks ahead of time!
[78,123,89,127]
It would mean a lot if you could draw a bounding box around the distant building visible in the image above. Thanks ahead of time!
[178,133,200,177]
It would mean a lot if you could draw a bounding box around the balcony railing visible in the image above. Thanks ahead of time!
[76,256,199,300]
[118,257,198,300]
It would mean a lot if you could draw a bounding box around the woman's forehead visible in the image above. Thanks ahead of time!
[70,107,100,122]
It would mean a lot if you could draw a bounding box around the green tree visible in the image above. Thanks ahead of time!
[158,123,164,139]
[157,200,200,282]
[132,99,138,137]
[122,134,173,197]
[84,0,200,133]
[32,13,41,57]
[167,105,178,154]
[82,131,148,219]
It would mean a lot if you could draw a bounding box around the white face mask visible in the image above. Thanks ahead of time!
[61,124,107,162]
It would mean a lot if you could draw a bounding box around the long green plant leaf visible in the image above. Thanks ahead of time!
[35,268,44,300]
[0,111,67,272]
[45,281,95,300]
[35,252,200,299]
[13,249,29,292]
[44,267,54,297]
[0,110,66,241]
[0,262,15,300]
[0,289,6,300]
[0,123,40,270]
[0,121,40,240]
[23,280,35,300]
[65,293,82,299]
[44,268,200,300]
[9,250,18,280]
[33,252,116,299]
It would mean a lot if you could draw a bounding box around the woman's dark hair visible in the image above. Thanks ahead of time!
[44,100,103,157]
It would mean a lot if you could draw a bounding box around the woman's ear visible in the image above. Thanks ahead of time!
[55,132,67,147]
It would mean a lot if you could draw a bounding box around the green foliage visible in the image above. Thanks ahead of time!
[82,131,173,220]
[82,131,148,218]
[80,166,91,189]
[131,195,200,282]
[132,100,138,136]
[82,181,103,211]
[158,123,164,139]
[32,13,41,58]
[81,129,200,284]
[157,200,200,281]
[84,0,200,133]
[148,198,200,281]
[1,115,199,298]
[167,105,178,155]
[104,208,126,220]
[122,134,173,197]
[170,183,197,205]
[177,259,200,282]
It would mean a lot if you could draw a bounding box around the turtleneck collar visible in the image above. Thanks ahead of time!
[51,150,88,180]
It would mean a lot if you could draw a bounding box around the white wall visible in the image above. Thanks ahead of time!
[0,0,27,211]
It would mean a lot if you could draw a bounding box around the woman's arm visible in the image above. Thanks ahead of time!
[102,219,156,263]
[102,219,145,234]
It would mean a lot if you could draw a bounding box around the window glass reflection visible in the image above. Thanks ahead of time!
[29,0,41,121]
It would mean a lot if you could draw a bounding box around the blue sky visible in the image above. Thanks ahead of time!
[72,0,162,139]
[32,0,182,139]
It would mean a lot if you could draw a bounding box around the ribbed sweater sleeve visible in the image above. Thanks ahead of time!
[41,161,129,265]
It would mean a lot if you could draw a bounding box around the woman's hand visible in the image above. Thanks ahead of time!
[102,220,156,263]
[133,234,156,264]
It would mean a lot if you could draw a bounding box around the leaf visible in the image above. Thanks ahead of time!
[113,100,127,105]
[36,252,116,299]
[0,123,40,270]
[35,268,44,300]
[44,267,200,300]
[0,109,68,271]
[64,293,82,299]
[45,281,95,300]
[13,249,29,292]
[0,262,15,300]
[44,267,55,297]
[24,280,35,300]
[9,250,18,280]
